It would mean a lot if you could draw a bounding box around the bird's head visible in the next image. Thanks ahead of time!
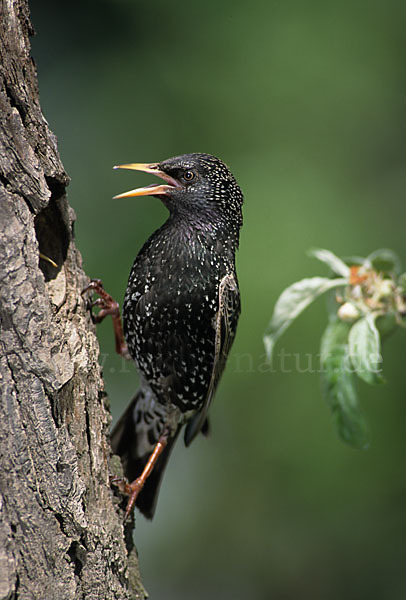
[113,153,243,231]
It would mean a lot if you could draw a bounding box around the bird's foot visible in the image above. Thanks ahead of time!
[82,279,131,359]
[111,475,145,522]
[110,437,167,521]
[82,278,120,323]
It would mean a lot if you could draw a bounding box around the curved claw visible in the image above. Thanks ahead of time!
[90,297,104,309]
[111,437,167,522]
[110,475,142,522]
[82,279,130,359]
[81,278,103,296]
[111,476,144,522]
[123,479,144,522]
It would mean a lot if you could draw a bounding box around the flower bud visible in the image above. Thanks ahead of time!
[377,278,393,298]
[338,302,359,322]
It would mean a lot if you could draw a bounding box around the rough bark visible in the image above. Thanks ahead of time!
[0,1,145,598]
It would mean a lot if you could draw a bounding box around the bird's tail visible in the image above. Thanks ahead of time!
[110,387,180,519]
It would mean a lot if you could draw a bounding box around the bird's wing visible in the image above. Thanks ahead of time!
[184,273,239,446]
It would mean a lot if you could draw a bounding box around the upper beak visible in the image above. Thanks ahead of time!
[113,162,180,199]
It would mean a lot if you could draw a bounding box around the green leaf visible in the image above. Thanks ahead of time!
[342,255,365,267]
[320,320,369,449]
[348,314,384,384]
[376,313,397,340]
[320,317,351,360]
[398,272,406,293]
[308,248,351,277]
[366,248,401,274]
[264,276,347,360]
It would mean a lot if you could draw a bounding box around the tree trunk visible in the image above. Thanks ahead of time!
[0,2,145,598]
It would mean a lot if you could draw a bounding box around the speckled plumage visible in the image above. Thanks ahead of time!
[111,153,243,518]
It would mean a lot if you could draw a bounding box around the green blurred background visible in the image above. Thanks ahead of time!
[31,2,406,598]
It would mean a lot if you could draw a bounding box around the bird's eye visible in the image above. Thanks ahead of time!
[183,170,195,182]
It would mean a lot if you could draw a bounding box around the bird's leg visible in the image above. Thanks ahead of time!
[82,279,131,360]
[112,433,168,521]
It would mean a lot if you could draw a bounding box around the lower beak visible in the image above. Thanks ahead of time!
[113,162,180,199]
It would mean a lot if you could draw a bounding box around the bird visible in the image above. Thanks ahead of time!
[85,153,243,520]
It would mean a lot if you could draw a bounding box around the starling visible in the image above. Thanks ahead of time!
[86,153,243,519]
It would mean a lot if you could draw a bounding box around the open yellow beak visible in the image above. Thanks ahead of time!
[113,162,180,199]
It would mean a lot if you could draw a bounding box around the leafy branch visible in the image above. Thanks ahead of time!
[264,248,406,448]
